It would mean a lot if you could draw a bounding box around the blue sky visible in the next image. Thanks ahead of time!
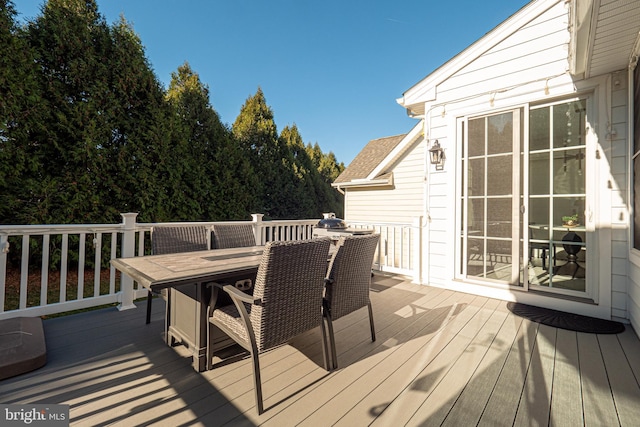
[14,0,531,165]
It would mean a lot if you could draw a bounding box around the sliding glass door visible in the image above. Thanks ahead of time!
[459,99,588,295]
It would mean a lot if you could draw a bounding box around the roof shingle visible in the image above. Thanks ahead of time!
[333,134,406,184]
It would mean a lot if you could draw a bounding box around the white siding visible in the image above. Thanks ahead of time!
[435,2,570,107]
[610,71,630,319]
[630,256,640,332]
[344,139,425,224]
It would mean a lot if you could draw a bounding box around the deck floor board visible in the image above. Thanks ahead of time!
[0,274,638,426]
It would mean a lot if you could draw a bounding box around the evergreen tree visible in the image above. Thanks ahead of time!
[2,1,345,226]
[0,0,42,224]
[306,142,344,217]
[232,88,293,218]
[24,0,113,223]
[166,62,257,220]
[279,124,319,218]
[106,16,174,222]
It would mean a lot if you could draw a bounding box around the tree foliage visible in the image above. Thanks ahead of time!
[0,0,344,227]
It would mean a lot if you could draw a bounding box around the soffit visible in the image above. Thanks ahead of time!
[579,0,640,77]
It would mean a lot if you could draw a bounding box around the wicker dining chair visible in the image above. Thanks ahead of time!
[211,223,257,249]
[207,238,331,414]
[146,225,209,324]
[323,233,380,369]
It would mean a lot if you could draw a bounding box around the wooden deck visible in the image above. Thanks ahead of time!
[2,275,640,426]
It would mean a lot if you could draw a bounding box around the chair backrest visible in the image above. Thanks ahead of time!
[325,234,380,320]
[211,223,256,249]
[151,225,209,255]
[250,238,331,351]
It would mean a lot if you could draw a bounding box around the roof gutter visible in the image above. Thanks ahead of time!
[331,175,394,190]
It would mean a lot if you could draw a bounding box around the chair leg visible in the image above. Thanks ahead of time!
[320,317,331,371]
[146,290,153,324]
[250,348,264,414]
[367,302,376,342]
[325,312,338,370]
[206,322,213,371]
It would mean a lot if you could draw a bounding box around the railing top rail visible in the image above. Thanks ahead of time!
[138,221,231,227]
[0,223,124,235]
[347,221,418,228]
[0,218,323,237]
[260,219,318,225]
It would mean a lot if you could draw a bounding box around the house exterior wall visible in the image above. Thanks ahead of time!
[416,0,627,320]
[630,251,640,333]
[629,63,640,333]
[610,71,630,320]
[344,138,425,225]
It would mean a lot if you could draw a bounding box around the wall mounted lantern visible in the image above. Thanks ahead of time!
[429,140,444,170]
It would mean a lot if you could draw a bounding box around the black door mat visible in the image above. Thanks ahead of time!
[0,317,47,380]
[507,302,625,334]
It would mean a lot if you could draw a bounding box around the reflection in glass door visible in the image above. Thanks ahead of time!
[528,99,587,293]
[460,110,522,285]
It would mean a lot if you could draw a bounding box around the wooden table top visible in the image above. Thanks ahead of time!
[111,246,264,291]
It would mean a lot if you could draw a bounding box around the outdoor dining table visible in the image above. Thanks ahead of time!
[111,245,264,372]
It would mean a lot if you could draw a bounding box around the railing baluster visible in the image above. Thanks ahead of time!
[78,232,86,300]
[0,234,7,313]
[137,230,145,255]
[110,231,117,295]
[41,234,50,306]
[60,234,68,303]
[94,232,102,298]
[20,235,29,309]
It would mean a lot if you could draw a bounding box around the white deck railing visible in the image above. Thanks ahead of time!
[348,219,422,283]
[0,213,420,320]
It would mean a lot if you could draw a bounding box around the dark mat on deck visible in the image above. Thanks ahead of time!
[507,302,625,334]
[0,317,47,380]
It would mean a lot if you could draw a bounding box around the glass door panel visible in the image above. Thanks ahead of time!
[461,110,520,284]
[528,99,587,293]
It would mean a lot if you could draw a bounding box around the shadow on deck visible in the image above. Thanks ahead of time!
[1,274,640,426]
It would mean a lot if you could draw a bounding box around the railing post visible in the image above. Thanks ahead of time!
[0,234,8,313]
[251,213,264,245]
[118,212,138,311]
[412,216,423,284]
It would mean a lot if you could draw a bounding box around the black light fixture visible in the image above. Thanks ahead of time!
[429,140,444,169]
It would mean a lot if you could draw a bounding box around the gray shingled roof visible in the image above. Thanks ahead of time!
[333,134,406,184]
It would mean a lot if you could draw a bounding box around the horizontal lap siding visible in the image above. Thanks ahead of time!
[630,261,640,332]
[345,143,425,224]
[436,2,569,106]
[610,73,629,318]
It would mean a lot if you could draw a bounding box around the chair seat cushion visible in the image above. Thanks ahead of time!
[211,304,250,343]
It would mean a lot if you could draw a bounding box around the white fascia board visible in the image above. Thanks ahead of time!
[397,85,436,109]
[367,121,424,180]
[569,0,595,77]
[331,175,393,189]
[401,0,562,107]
